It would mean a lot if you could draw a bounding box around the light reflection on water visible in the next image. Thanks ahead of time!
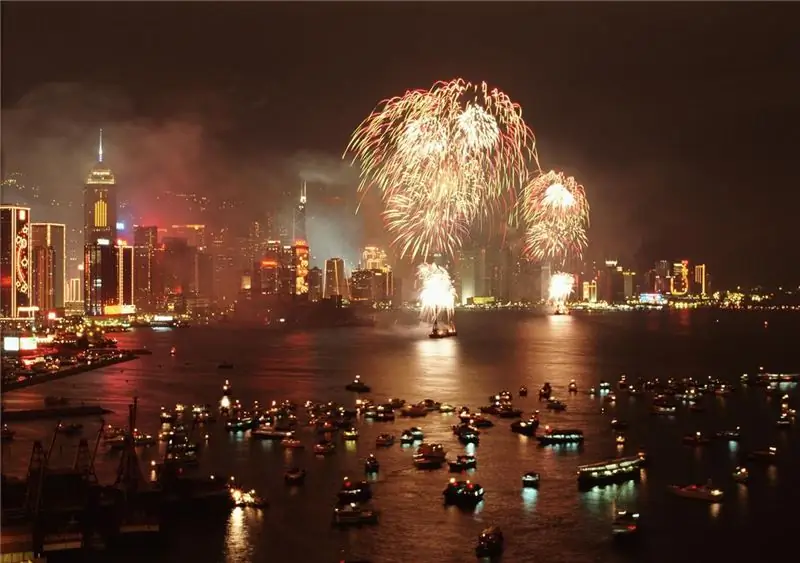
[521,487,538,513]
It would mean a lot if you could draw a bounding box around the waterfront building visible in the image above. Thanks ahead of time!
[30,222,66,310]
[324,257,348,299]
[0,204,31,318]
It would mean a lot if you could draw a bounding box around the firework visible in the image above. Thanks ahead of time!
[548,272,575,304]
[520,170,589,263]
[345,79,538,260]
[417,263,456,324]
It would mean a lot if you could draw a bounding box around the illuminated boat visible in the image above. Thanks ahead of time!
[475,527,504,557]
[455,427,480,445]
[338,477,372,503]
[651,404,677,415]
[776,413,793,428]
[364,455,380,473]
[284,467,306,485]
[332,503,379,526]
[228,486,267,508]
[375,433,395,447]
[342,427,359,440]
[510,418,539,436]
[612,510,640,537]
[599,381,611,391]
[747,446,777,464]
[610,418,628,431]
[545,398,567,411]
[313,440,336,455]
[1,424,15,441]
[448,454,477,472]
[519,386,528,397]
[442,478,484,506]
[577,455,644,490]
[251,424,292,440]
[439,403,455,413]
[226,415,255,432]
[682,431,710,446]
[539,383,552,400]
[413,443,446,469]
[618,375,629,390]
[345,375,371,393]
[568,380,578,393]
[409,427,425,440]
[536,427,584,445]
[733,466,749,483]
[714,427,741,441]
[522,471,540,488]
[280,437,304,449]
[159,407,175,424]
[669,483,723,502]
[399,430,416,445]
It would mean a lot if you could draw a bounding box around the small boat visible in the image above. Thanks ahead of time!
[475,527,504,557]
[314,440,336,455]
[651,404,677,415]
[439,403,455,413]
[599,381,611,391]
[400,405,427,418]
[443,478,484,506]
[617,375,629,391]
[332,502,379,526]
[669,482,723,502]
[159,407,175,424]
[682,431,710,446]
[469,415,494,428]
[284,467,306,485]
[568,380,578,393]
[375,433,395,447]
[715,427,740,441]
[610,419,628,430]
[522,471,540,488]
[733,466,749,483]
[776,414,792,428]
[612,510,640,537]
[409,427,424,440]
[364,455,380,473]
[342,427,359,441]
[413,443,446,469]
[510,418,539,436]
[615,434,626,445]
[218,362,234,370]
[519,386,528,397]
[222,379,232,395]
[345,375,371,393]
[338,477,372,503]
[399,430,416,445]
[448,454,477,472]
[747,446,777,464]
[170,347,176,356]
[536,427,584,445]
[546,398,567,411]
[455,426,480,445]
[1,424,16,441]
[280,437,304,449]
[56,422,83,435]
[539,383,552,400]
[228,486,267,508]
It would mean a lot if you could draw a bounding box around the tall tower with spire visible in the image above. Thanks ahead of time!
[83,129,119,315]
[293,181,307,243]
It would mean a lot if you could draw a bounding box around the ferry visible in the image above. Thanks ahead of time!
[333,503,379,526]
[536,427,584,445]
[413,443,446,469]
[338,477,372,503]
[577,455,644,490]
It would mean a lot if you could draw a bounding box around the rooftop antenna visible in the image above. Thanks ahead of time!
[98,129,104,163]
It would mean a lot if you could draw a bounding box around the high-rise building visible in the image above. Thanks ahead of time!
[30,223,66,310]
[278,244,295,296]
[361,246,387,271]
[65,277,82,304]
[582,280,598,303]
[670,260,689,296]
[257,259,280,295]
[0,205,31,318]
[165,224,207,249]
[324,258,348,299]
[622,270,636,300]
[457,250,477,305]
[84,242,117,316]
[654,260,671,294]
[308,266,323,302]
[292,240,310,296]
[350,269,373,301]
[293,182,307,242]
[116,242,135,309]
[694,264,707,297]
[84,130,117,246]
[134,226,159,311]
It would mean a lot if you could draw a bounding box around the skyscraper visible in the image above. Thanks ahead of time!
[134,226,159,311]
[292,240,310,296]
[30,223,66,310]
[694,264,707,297]
[361,246,387,270]
[293,182,307,242]
[670,260,689,296]
[307,266,323,302]
[324,258,348,299]
[0,205,31,318]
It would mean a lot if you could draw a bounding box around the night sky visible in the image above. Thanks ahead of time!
[2,2,799,286]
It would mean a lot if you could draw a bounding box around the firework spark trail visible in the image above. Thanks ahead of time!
[417,263,456,324]
[345,79,539,260]
[520,170,589,263]
[548,272,575,304]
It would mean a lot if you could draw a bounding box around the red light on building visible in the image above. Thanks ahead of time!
[261,260,278,268]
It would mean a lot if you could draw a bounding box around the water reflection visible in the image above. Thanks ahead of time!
[709,502,721,520]
[766,466,778,485]
[224,507,252,563]
[521,487,538,513]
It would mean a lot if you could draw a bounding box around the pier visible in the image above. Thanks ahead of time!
[2,352,138,393]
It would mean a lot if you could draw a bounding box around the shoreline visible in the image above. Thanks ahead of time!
[1,353,138,393]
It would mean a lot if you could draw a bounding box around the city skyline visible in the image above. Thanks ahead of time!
[2,3,799,287]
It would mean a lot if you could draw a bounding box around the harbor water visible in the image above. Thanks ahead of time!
[2,309,799,562]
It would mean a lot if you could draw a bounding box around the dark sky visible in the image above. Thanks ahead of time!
[3,2,799,286]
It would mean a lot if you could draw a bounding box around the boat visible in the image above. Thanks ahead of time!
[545,398,567,411]
[733,466,749,483]
[443,478,484,506]
[577,456,644,490]
[364,455,380,473]
[314,440,336,455]
[332,502,379,526]
[455,427,480,445]
[469,415,494,428]
[1,424,16,441]
[669,483,724,502]
[226,415,256,432]
[747,446,777,463]
[715,427,741,441]
[776,414,792,428]
[409,427,424,440]
[413,443,446,469]
[519,386,528,397]
[615,434,626,445]
[400,404,427,418]
[536,427,584,445]
[599,381,611,391]
[345,375,371,393]
[539,383,552,400]
[439,403,455,413]
[618,375,629,391]
[419,399,441,411]
[682,431,710,446]
[338,477,372,503]
[448,454,477,472]
[651,404,677,415]
[170,346,176,356]
[284,467,306,485]
[222,379,232,395]
[342,427,359,440]
[475,527,504,557]
[612,510,640,537]
[610,419,628,430]
[510,418,539,436]
[429,320,457,339]
[399,430,416,445]
[228,486,267,508]
[280,437,304,449]
[568,380,578,393]
[522,471,540,488]
[375,433,395,447]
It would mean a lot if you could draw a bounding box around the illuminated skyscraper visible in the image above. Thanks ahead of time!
[361,246,387,270]
[0,205,31,318]
[293,182,307,242]
[84,130,117,245]
[324,258,347,299]
[134,226,158,311]
[694,264,707,296]
[670,260,689,296]
[308,266,323,302]
[292,240,310,296]
[30,223,66,310]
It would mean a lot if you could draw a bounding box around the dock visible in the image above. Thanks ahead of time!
[2,353,138,392]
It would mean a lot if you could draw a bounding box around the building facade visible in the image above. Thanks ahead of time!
[0,205,31,318]
[30,222,66,310]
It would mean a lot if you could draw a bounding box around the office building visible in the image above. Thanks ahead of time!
[165,224,206,249]
[324,258,348,299]
[308,267,323,302]
[133,226,159,311]
[292,240,310,296]
[30,222,66,310]
[654,260,671,294]
[0,205,31,318]
[622,270,636,300]
[278,244,295,296]
[65,277,82,304]
[670,260,689,296]
[84,242,117,316]
[84,130,117,245]
[694,264,707,297]
[116,242,135,310]
[582,280,598,303]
